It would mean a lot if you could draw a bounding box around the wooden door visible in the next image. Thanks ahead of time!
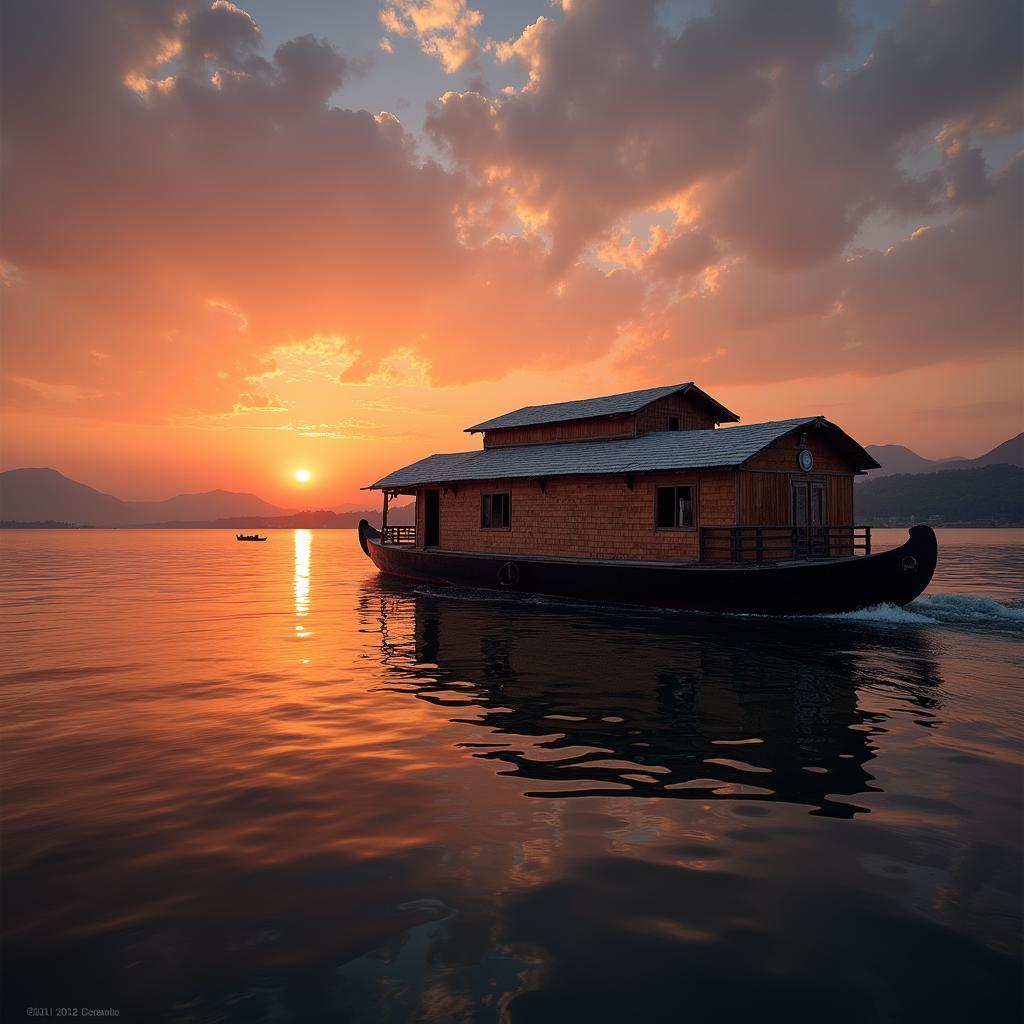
[810,481,827,556]
[791,480,809,557]
[792,480,828,557]
[424,489,440,547]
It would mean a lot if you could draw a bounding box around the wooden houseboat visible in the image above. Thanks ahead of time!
[358,382,937,614]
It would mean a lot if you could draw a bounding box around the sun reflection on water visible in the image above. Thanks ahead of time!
[294,529,312,638]
[0,530,1020,1020]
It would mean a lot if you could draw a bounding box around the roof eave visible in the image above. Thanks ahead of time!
[677,382,740,424]
[465,408,637,435]
[366,460,748,490]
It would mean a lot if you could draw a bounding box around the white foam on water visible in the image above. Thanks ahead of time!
[828,603,938,625]
[908,593,1024,625]
[823,593,1024,629]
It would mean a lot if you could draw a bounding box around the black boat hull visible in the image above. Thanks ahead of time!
[358,521,937,615]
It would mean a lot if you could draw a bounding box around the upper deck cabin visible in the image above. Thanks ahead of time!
[466,382,739,448]
[367,383,880,564]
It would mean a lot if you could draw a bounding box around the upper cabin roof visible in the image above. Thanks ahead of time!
[369,417,880,490]
[465,382,739,433]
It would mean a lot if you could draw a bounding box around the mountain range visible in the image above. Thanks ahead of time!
[856,464,1023,526]
[0,468,410,527]
[1,432,1020,527]
[863,432,1022,478]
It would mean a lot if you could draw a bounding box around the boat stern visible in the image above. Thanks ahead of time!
[358,519,380,557]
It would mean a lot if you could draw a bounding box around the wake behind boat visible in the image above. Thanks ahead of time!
[236,533,268,542]
[357,381,937,615]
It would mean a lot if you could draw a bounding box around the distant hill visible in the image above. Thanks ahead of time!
[331,502,374,514]
[131,505,416,530]
[125,489,290,524]
[0,468,133,525]
[972,433,1024,468]
[0,467,415,528]
[0,468,292,526]
[0,520,94,529]
[864,433,1022,479]
[863,444,961,477]
[856,464,1024,526]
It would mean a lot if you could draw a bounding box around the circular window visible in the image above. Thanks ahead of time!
[798,449,814,472]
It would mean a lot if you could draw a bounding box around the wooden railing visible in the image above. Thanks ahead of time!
[382,525,416,545]
[699,525,871,563]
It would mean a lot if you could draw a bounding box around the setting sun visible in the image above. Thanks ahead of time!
[294,468,312,483]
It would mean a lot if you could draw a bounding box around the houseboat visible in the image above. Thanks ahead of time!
[358,382,937,614]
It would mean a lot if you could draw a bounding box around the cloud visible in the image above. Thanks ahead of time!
[0,0,1020,438]
[379,0,484,73]
[429,0,1022,269]
[181,0,261,70]
[618,155,1023,385]
[0,0,641,421]
[382,234,645,384]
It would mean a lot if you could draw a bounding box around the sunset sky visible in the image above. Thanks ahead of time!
[1,0,1021,507]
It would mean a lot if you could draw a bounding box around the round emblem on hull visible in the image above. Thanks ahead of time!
[798,449,814,472]
[498,561,521,587]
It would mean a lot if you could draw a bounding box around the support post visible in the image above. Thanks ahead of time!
[382,491,390,542]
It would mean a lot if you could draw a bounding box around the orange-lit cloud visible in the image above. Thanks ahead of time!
[1,0,1021,502]
[379,0,484,73]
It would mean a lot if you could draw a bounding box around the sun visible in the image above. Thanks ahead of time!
[294,468,312,483]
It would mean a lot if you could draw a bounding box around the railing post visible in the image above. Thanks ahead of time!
[865,526,871,556]
[755,528,763,565]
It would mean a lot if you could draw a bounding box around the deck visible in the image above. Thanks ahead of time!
[380,524,872,565]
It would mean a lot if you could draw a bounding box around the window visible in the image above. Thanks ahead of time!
[656,485,695,529]
[481,492,511,529]
[667,416,681,431]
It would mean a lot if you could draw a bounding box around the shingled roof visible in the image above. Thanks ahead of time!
[368,417,879,490]
[465,381,739,433]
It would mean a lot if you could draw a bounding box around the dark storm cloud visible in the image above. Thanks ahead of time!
[429,0,1022,269]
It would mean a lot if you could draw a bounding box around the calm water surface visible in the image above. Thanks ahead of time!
[2,528,1022,1022]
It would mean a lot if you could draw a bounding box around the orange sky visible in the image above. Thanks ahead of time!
[1,0,1021,507]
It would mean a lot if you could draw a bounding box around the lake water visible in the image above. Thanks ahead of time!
[1,528,1022,1022]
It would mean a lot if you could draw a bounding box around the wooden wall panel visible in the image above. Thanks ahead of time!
[634,394,717,435]
[483,415,634,448]
[415,469,737,563]
[481,393,721,448]
[738,472,789,525]
[745,430,857,473]
[827,475,854,525]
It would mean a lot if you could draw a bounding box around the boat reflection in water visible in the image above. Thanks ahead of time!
[345,583,1023,1023]
[3,529,1018,1023]
[359,577,944,819]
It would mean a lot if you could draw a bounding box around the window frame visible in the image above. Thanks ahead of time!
[654,482,697,531]
[667,415,681,431]
[480,491,512,531]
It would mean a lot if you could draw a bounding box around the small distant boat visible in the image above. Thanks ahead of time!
[236,533,268,542]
